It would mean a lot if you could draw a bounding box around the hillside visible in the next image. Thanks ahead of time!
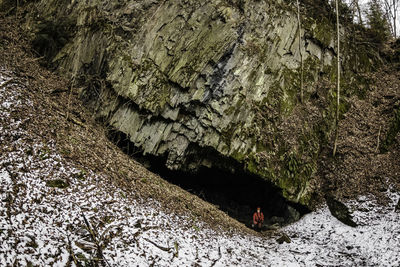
[1,2,400,266]
[317,66,400,203]
[17,0,383,206]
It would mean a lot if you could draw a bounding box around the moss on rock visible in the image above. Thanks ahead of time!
[26,0,383,208]
[46,179,69,189]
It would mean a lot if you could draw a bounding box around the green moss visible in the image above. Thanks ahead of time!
[240,115,323,206]
[230,149,246,162]
[224,97,244,116]
[381,107,400,152]
[313,18,333,48]
[256,142,268,153]
[245,156,259,174]
[130,59,172,113]
[341,73,371,99]
[76,252,88,261]
[303,56,320,81]
[74,169,86,180]
[264,56,322,118]
[280,68,298,115]
[46,179,69,189]
[277,150,316,204]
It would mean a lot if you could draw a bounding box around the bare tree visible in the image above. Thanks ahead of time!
[395,0,399,37]
[344,0,364,24]
[333,0,341,157]
[350,0,364,25]
[296,0,304,103]
[383,0,398,37]
[354,0,364,25]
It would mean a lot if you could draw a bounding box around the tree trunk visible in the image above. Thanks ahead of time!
[384,0,398,37]
[333,0,341,157]
[355,0,363,25]
[296,0,304,103]
[384,0,395,36]
[394,0,397,38]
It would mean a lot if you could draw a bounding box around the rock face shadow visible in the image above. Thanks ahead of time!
[108,130,309,228]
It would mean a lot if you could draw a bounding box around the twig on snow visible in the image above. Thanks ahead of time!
[143,237,172,253]
[66,233,79,266]
[0,78,15,88]
[211,246,222,267]
[81,213,111,267]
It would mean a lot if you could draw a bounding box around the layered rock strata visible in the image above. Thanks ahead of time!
[22,0,376,205]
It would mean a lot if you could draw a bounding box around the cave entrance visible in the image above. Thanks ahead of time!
[108,130,309,228]
[154,165,309,227]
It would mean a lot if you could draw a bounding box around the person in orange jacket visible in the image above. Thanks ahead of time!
[252,206,264,230]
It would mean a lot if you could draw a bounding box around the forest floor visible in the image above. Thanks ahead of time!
[1,12,400,266]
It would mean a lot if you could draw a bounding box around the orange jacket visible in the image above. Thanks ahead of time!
[253,212,264,225]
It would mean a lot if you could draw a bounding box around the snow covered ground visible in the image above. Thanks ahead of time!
[1,68,400,266]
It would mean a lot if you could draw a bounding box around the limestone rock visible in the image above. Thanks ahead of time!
[26,0,378,206]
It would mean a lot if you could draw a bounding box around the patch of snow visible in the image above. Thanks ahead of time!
[1,68,400,266]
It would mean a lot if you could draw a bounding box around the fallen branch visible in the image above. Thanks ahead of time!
[143,238,172,252]
[375,125,381,152]
[25,56,45,63]
[4,6,15,17]
[81,213,111,267]
[66,79,75,121]
[66,234,79,266]
[211,247,222,267]
[55,110,86,127]
[0,78,15,88]
[66,115,86,127]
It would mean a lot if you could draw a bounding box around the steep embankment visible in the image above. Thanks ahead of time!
[17,0,380,206]
[318,67,400,203]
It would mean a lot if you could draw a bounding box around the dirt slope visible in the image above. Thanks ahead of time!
[318,67,400,203]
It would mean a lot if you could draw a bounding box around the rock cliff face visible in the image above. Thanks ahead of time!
[22,0,377,206]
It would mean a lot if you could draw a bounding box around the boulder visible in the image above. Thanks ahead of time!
[326,196,357,227]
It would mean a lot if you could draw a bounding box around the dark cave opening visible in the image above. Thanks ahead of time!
[108,129,309,228]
